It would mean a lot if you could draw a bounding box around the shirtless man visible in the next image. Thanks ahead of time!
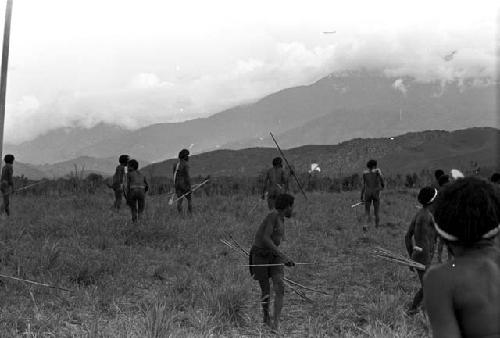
[404,186,438,315]
[262,158,289,210]
[173,149,192,214]
[360,159,385,229]
[249,193,295,332]
[424,177,500,337]
[111,154,129,210]
[126,159,149,222]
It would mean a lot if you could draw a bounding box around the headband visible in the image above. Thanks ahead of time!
[434,223,500,242]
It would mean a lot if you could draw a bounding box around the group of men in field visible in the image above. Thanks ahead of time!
[110,149,194,222]
[255,156,500,336]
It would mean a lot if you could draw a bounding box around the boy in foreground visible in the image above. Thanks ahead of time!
[360,159,385,230]
[0,154,14,217]
[424,177,500,337]
[126,159,149,222]
[404,186,438,315]
[249,193,295,332]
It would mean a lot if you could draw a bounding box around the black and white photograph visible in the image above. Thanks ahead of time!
[0,0,498,336]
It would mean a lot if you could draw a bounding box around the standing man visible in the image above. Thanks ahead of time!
[173,149,192,214]
[126,159,149,223]
[249,193,296,332]
[0,154,14,217]
[424,177,500,337]
[111,154,129,210]
[262,157,289,210]
[404,186,438,315]
[360,159,385,230]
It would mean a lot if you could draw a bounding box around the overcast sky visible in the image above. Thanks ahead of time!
[2,0,498,143]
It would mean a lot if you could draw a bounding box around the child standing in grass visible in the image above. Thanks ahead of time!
[111,154,129,210]
[0,154,14,217]
[249,193,295,332]
[126,159,149,222]
[360,159,385,230]
[424,177,500,337]
[404,186,438,315]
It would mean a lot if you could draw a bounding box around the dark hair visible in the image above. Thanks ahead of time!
[491,173,500,184]
[366,159,377,169]
[179,149,190,160]
[4,154,14,164]
[434,169,445,180]
[119,154,129,165]
[275,193,295,210]
[272,157,282,167]
[438,174,450,187]
[417,186,437,206]
[127,159,139,170]
[433,177,500,245]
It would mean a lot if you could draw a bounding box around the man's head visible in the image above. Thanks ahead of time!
[272,157,283,168]
[179,149,190,161]
[434,169,445,181]
[119,154,129,165]
[127,159,139,171]
[366,159,377,170]
[275,193,295,218]
[4,154,14,164]
[491,172,500,184]
[417,186,438,207]
[433,177,500,246]
[438,174,450,187]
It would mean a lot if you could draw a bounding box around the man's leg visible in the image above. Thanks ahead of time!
[186,193,193,214]
[113,188,121,209]
[373,196,380,227]
[267,195,276,210]
[129,192,138,222]
[176,189,184,214]
[408,269,424,314]
[258,279,271,326]
[3,193,9,216]
[137,190,146,220]
[271,270,285,331]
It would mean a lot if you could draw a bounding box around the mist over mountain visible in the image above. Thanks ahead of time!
[5,71,497,165]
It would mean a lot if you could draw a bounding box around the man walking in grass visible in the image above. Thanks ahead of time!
[111,154,129,210]
[404,186,438,315]
[424,177,500,337]
[249,193,296,332]
[360,159,385,230]
[173,149,192,214]
[262,157,289,210]
[126,159,149,223]
[0,154,14,217]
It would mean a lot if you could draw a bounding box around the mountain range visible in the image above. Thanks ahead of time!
[5,71,497,166]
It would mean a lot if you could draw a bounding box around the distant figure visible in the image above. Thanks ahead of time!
[262,157,289,210]
[360,159,385,230]
[126,159,149,222]
[111,154,129,210]
[404,186,438,315]
[0,154,14,217]
[432,169,445,189]
[424,177,500,337]
[249,193,296,332]
[173,149,192,214]
[491,172,500,184]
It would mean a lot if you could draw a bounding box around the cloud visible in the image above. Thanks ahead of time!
[129,73,174,90]
[392,79,408,96]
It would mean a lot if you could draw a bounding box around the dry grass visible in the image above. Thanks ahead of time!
[0,188,430,337]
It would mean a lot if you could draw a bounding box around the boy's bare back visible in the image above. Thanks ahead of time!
[425,244,500,337]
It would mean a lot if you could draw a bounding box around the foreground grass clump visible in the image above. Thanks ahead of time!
[0,188,430,336]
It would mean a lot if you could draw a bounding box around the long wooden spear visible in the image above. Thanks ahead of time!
[0,0,13,168]
[269,132,307,200]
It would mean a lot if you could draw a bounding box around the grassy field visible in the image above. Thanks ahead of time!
[0,188,432,337]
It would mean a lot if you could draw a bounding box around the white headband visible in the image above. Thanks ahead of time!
[435,223,500,241]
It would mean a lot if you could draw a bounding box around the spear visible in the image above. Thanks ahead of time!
[0,273,70,292]
[9,180,45,195]
[0,0,13,170]
[269,132,307,200]
[168,179,210,205]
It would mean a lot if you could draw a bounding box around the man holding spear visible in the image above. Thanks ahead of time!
[249,193,296,332]
[262,157,289,210]
[173,149,193,214]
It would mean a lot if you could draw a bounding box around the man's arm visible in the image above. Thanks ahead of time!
[360,174,366,201]
[7,166,13,189]
[405,218,416,257]
[261,216,294,266]
[424,267,461,337]
[262,171,269,198]
[283,169,289,192]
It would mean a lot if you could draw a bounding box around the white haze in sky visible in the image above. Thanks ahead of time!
[2,0,498,143]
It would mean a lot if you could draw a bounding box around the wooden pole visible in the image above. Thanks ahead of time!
[0,0,13,166]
